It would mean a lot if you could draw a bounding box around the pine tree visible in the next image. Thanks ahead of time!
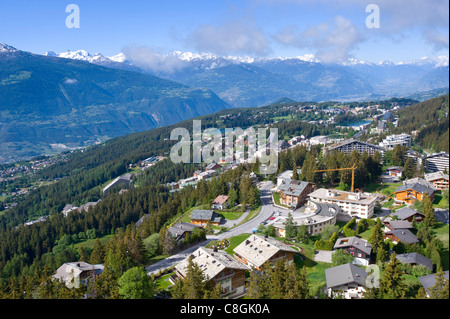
[181,255,207,299]
[379,253,406,299]
[403,158,415,179]
[284,212,297,240]
[369,218,384,252]
[428,268,449,299]
[292,162,299,180]
[422,193,436,228]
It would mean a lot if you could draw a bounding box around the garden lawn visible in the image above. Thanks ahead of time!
[224,233,252,255]
[433,223,449,270]
[73,234,113,250]
[155,272,175,290]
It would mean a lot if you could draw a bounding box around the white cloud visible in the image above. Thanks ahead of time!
[64,79,78,84]
[273,15,363,63]
[185,20,270,56]
[122,45,187,74]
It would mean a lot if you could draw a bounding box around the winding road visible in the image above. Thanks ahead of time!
[145,181,276,275]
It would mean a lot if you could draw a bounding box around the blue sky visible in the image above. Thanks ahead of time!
[0,0,448,63]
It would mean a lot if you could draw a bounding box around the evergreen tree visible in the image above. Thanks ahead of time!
[428,268,449,299]
[284,212,297,239]
[379,253,406,299]
[292,162,299,180]
[403,158,415,179]
[369,218,384,252]
[422,193,436,228]
[118,267,156,299]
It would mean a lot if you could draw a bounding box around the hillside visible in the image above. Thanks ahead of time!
[0,43,229,164]
[393,94,449,153]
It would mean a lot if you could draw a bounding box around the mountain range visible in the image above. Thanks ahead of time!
[1,42,449,163]
[44,48,449,108]
[0,43,229,163]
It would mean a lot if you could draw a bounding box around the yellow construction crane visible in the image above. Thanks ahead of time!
[314,164,358,192]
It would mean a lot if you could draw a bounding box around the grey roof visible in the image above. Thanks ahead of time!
[425,171,449,182]
[384,220,413,230]
[403,177,435,190]
[312,201,340,217]
[190,210,222,223]
[394,182,435,195]
[333,237,372,255]
[233,234,297,268]
[278,180,311,197]
[419,271,449,292]
[168,222,202,238]
[191,210,215,220]
[325,263,367,289]
[386,166,404,171]
[385,229,419,244]
[396,252,433,271]
[393,207,424,220]
[135,214,150,227]
[327,139,385,152]
[53,262,103,281]
[205,163,221,170]
[175,247,248,281]
[426,152,449,159]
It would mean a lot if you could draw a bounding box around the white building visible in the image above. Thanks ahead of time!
[309,135,329,146]
[307,188,378,219]
[426,152,449,173]
[325,263,367,299]
[271,200,339,237]
[379,134,411,150]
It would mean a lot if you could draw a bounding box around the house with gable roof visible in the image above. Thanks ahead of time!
[232,234,297,271]
[174,247,248,298]
[325,263,367,299]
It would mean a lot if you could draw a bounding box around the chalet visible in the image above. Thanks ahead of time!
[384,229,419,245]
[396,252,433,271]
[167,222,202,242]
[278,179,315,209]
[386,166,403,178]
[333,237,372,266]
[393,183,435,205]
[383,220,413,231]
[212,195,229,210]
[205,163,221,171]
[419,271,449,297]
[403,177,435,190]
[233,234,297,271]
[190,210,222,227]
[425,171,449,191]
[175,247,248,298]
[276,170,301,187]
[393,207,425,223]
[198,170,216,180]
[325,263,367,299]
[53,262,104,289]
[62,204,78,217]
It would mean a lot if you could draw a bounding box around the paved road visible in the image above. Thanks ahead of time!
[145,181,276,275]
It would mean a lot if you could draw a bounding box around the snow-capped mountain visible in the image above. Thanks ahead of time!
[41,47,449,70]
[16,45,449,107]
[44,49,127,64]
[0,43,19,53]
